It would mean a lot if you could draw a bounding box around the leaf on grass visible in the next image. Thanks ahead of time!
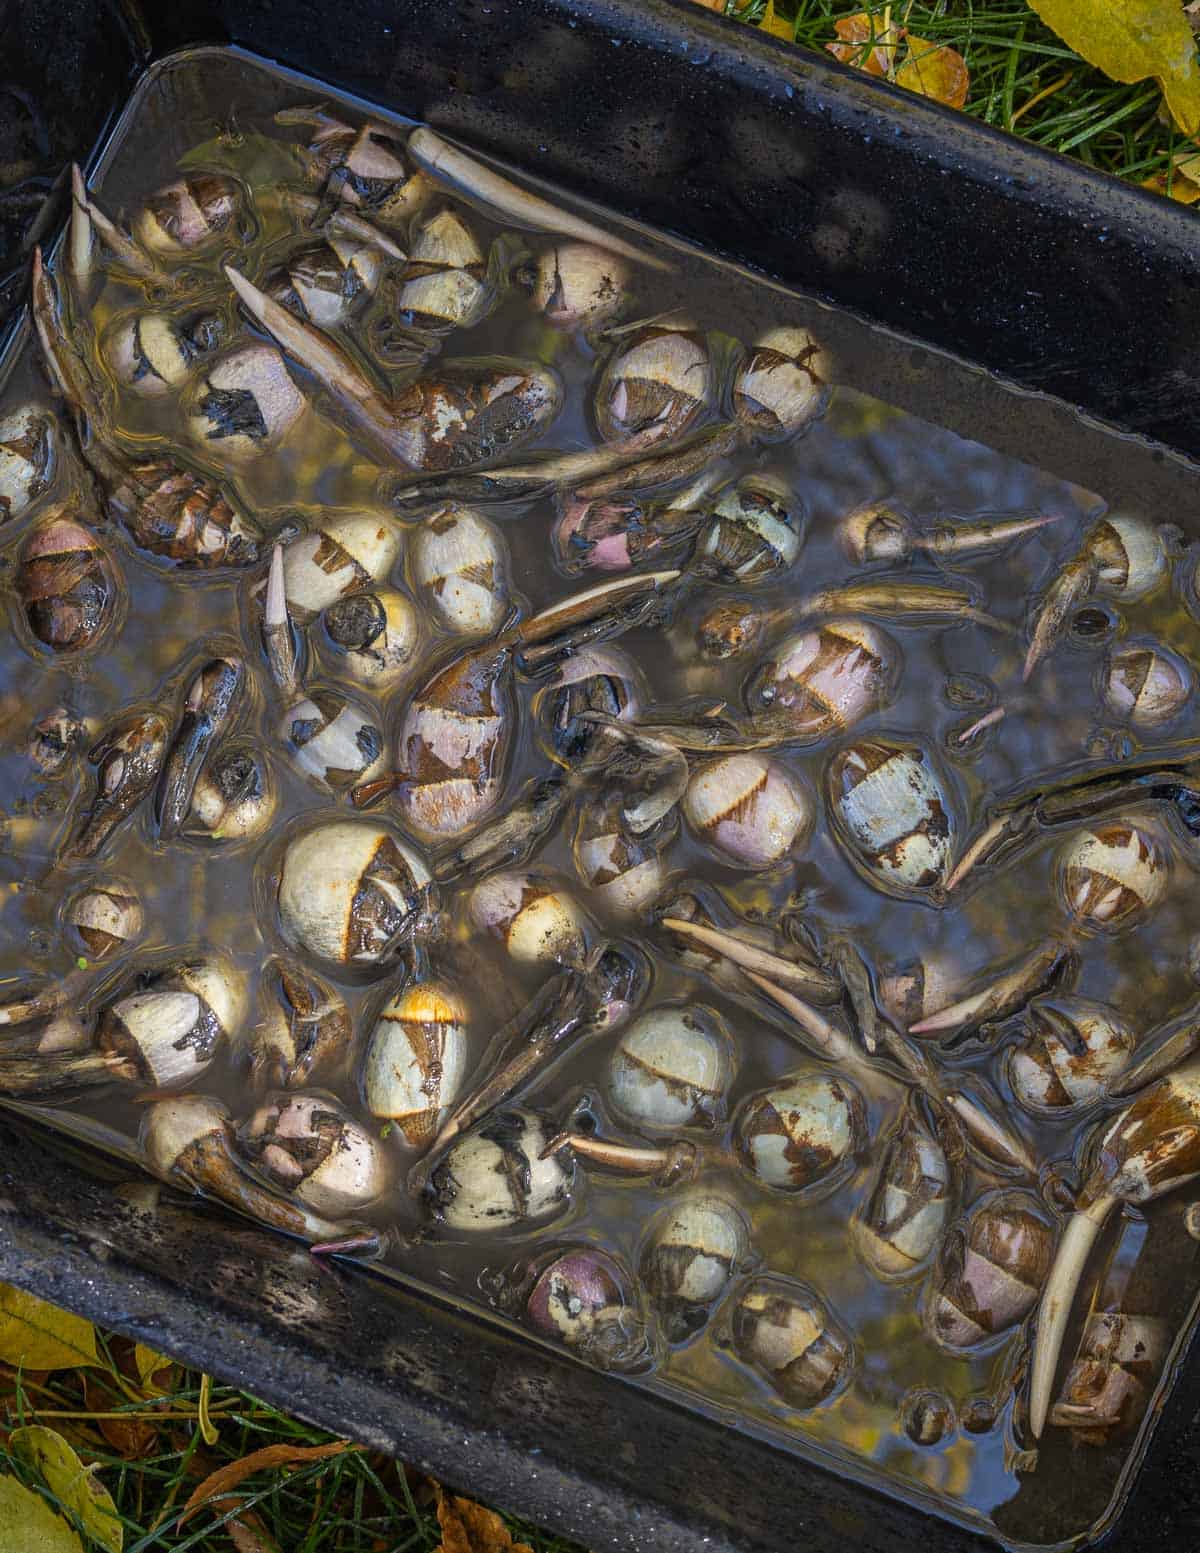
[215,1500,282,1553]
[177,1439,359,1527]
[227,1525,275,1553]
[0,1284,98,1372]
[896,35,970,108]
[1141,144,1200,202]
[1029,0,1200,136]
[1161,174,1200,201]
[1142,166,1200,202]
[0,1474,83,1552]
[81,1371,159,1461]
[132,1342,173,1395]
[79,1338,175,1458]
[827,12,902,76]
[10,1426,122,1553]
[759,0,793,41]
[433,1483,535,1553]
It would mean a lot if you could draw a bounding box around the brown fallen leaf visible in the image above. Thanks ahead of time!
[0,1362,50,1398]
[177,1438,359,1527]
[81,1337,176,1459]
[827,12,902,77]
[218,1499,283,1553]
[83,1371,159,1460]
[1030,0,1200,136]
[433,1482,535,1553]
[896,35,970,109]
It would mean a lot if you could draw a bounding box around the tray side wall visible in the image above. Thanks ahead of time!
[9,0,1200,458]
[0,1117,1002,1553]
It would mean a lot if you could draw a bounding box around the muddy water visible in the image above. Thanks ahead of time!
[1,44,1199,1551]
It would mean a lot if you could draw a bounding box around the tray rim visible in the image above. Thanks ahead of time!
[1,15,1199,1552]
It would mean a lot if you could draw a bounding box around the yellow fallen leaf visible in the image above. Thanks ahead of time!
[1029,0,1200,136]
[827,12,902,76]
[0,1283,98,1372]
[1173,149,1200,181]
[896,35,970,109]
[10,1426,122,1553]
[1140,145,1200,201]
[759,0,793,41]
[1142,168,1200,202]
[133,1341,173,1396]
[0,1474,83,1552]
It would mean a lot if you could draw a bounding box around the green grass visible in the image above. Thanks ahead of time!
[723,1,1193,195]
[0,1330,585,1553]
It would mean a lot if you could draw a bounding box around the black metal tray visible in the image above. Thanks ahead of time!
[1,4,1199,1550]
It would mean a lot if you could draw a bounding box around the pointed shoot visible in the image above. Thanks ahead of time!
[1029,1196,1116,1438]
[1106,1022,1200,1099]
[660,917,838,1000]
[225,264,374,405]
[941,815,1011,896]
[407,127,671,270]
[69,165,93,280]
[80,187,157,278]
[909,986,995,1037]
[942,1090,1036,1176]
[514,570,682,647]
[924,512,1060,557]
[742,970,856,1065]
[1023,555,1095,683]
[262,542,301,699]
[225,263,411,467]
